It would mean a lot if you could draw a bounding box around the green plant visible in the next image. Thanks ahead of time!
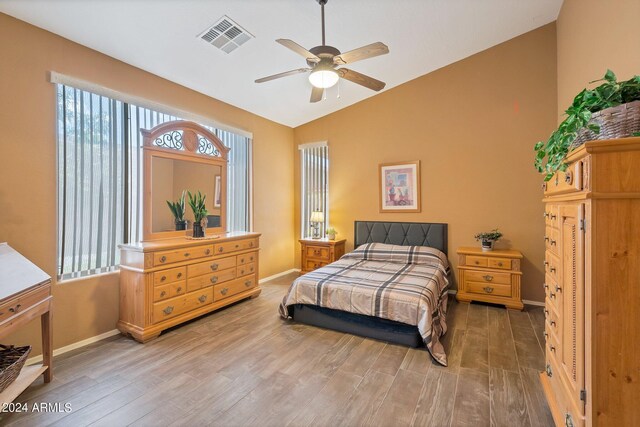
[326,227,337,235]
[474,229,503,242]
[187,191,208,224]
[534,70,640,181]
[166,191,186,224]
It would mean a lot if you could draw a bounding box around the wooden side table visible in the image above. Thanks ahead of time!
[0,243,53,404]
[300,238,346,273]
[456,246,523,310]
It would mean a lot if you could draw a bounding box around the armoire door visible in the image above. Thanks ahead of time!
[558,202,586,417]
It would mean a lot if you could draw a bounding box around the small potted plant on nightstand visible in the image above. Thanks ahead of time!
[326,227,337,240]
[474,228,503,252]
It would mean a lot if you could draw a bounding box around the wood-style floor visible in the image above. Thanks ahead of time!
[1,273,554,426]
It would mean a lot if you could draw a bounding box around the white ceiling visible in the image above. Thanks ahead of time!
[0,0,562,127]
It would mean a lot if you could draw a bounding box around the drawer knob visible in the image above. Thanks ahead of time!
[221,288,228,295]
[205,249,211,255]
[235,244,240,248]
[544,332,549,340]
[245,280,252,287]
[210,263,219,271]
[219,247,224,252]
[250,242,254,247]
[177,272,183,278]
[545,363,553,377]
[549,292,556,299]
[482,275,493,282]
[544,309,549,316]
[250,256,254,261]
[177,286,182,292]
[550,239,557,246]
[550,267,556,273]
[240,269,245,275]
[550,320,557,327]
[550,214,557,220]
[161,276,167,282]
[543,283,549,290]
[555,284,562,293]
[210,276,218,284]
[160,256,166,263]
[565,171,573,184]
[543,212,549,218]
[9,304,22,313]
[240,258,245,263]
[474,261,480,265]
[160,291,166,297]
[198,295,208,303]
[163,306,174,315]
[184,252,190,257]
[544,236,549,242]
[497,262,503,267]
[549,344,556,353]
[542,182,547,190]
[483,286,494,294]
[565,413,574,427]
[543,261,549,267]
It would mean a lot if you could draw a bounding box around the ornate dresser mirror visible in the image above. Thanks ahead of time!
[142,121,229,241]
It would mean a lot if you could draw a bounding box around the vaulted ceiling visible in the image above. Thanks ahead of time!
[0,0,562,127]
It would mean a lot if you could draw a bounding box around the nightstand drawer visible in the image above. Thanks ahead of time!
[466,256,488,267]
[465,270,511,285]
[305,245,330,260]
[487,258,511,270]
[305,259,328,271]
[466,281,512,297]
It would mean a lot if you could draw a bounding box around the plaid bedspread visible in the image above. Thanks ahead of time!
[279,243,450,366]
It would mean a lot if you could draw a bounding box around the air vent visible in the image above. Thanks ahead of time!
[198,16,254,54]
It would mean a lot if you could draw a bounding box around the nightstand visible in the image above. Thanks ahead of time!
[300,238,346,273]
[456,247,524,310]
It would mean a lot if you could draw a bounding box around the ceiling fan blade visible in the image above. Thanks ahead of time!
[339,68,386,91]
[333,42,389,65]
[310,86,324,103]
[276,39,321,63]
[255,68,310,83]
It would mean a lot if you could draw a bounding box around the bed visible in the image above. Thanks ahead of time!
[279,221,450,366]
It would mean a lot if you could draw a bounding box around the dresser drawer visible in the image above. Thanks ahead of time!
[154,281,186,302]
[237,252,257,266]
[545,304,561,341]
[236,262,256,277]
[153,266,186,286]
[465,255,488,267]
[154,245,213,266]
[464,270,511,285]
[187,267,236,292]
[214,238,258,255]
[305,245,330,260]
[544,204,559,228]
[465,281,512,297]
[487,257,512,270]
[543,161,583,197]
[213,275,256,301]
[153,287,213,323]
[0,285,50,324]
[544,251,560,282]
[188,256,236,278]
[544,227,559,255]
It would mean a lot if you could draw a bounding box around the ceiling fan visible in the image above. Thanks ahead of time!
[255,0,389,103]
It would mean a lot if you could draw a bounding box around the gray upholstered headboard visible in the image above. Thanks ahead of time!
[354,221,448,255]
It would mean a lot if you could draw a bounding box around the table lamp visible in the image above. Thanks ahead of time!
[309,211,324,239]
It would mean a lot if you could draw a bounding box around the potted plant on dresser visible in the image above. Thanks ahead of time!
[474,228,502,251]
[187,190,208,238]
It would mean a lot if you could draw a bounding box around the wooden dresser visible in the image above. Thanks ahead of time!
[118,233,260,342]
[456,247,523,310]
[300,238,346,273]
[540,137,640,427]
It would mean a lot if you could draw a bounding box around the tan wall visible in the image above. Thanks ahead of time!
[293,24,558,302]
[152,157,176,232]
[557,0,640,117]
[0,13,295,354]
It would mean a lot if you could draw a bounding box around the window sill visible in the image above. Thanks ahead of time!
[56,269,120,285]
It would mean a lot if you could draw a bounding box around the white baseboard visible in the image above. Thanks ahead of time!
[26,329,120,366]
[259,268,300,284]
[447,289,544,307]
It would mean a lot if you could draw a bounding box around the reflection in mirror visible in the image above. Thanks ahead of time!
[151,157,222,233]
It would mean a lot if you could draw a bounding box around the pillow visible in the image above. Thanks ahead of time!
[342,242,449,271]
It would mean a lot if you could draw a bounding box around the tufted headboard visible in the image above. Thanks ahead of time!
[354,221,448,256]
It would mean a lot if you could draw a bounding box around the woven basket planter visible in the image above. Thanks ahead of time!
[0,345,31,393]
[573,100,640,147]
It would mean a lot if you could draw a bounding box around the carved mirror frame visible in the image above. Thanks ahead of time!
[141,120,230,241]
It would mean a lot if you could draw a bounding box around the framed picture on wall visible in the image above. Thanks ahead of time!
[214,175,221,208]
[379,160,421,212]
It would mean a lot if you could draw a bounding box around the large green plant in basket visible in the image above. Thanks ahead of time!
[534,70,640,181]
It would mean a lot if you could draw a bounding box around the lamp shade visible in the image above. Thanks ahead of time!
[308,69,339,89]
[309,211,325,223]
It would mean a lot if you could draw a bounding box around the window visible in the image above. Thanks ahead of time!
[299,142,329,238]
[57,84,252,280]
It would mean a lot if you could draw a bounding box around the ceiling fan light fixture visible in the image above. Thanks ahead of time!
[308,69,339,88]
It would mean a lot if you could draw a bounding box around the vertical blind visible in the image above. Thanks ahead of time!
[57,84,252,279]
[299,142,329,238]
